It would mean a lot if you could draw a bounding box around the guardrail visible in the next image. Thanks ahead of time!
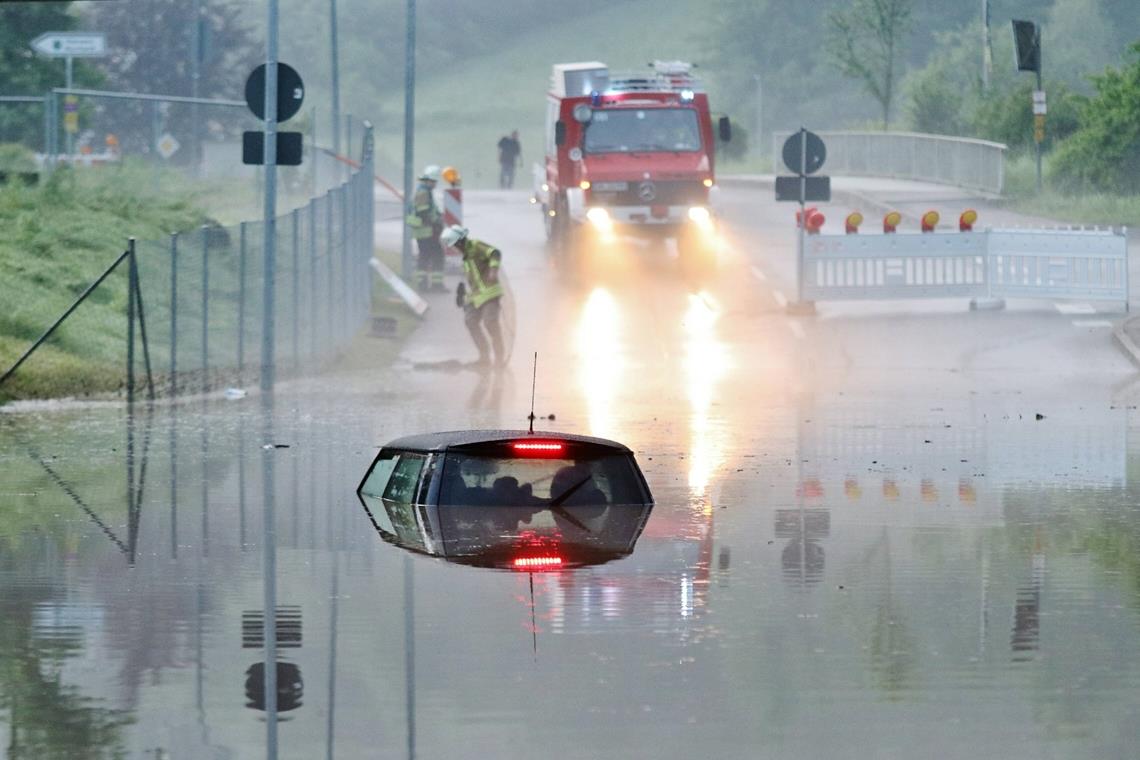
[802,228,1128,306]
[772,131,1007,195]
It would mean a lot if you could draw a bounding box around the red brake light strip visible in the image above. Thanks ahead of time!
[512,441,564,452]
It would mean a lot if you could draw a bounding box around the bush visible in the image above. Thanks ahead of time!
[1049,43,1140,194]
[0,143,38,172]
[972,82,1084,151]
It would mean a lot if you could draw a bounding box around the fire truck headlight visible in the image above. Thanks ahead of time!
[688,206,713,229]
[680,89,695,102]
[586,207,612,231]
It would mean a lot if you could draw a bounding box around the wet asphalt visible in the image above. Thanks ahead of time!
[2,186,1140,759]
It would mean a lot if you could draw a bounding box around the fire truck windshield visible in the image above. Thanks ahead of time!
[582,108,702,154]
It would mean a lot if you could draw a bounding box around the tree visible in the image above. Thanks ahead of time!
[1050,43,1140,193]
[827,0,912,129]
[0,4,101,150]
[84,0,260,158]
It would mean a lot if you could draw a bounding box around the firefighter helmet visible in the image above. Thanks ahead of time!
[440,224,468,248]
[419,165,441,182]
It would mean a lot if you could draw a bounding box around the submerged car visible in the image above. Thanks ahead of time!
[356,430,654,570]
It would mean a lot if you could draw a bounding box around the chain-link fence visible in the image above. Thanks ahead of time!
[0,126,376,402]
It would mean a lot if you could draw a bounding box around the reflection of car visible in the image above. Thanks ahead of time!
[356,430,654,570]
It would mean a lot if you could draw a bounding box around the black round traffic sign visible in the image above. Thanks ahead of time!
[245,63,304,122]
[782,129,826,175]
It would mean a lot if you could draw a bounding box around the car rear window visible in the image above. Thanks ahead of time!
[438,452,648,507]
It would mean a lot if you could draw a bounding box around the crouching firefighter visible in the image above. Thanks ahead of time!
[406,165,445,291]
[441,224,505,367]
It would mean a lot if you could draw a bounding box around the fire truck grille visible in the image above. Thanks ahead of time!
[591,181,706,207]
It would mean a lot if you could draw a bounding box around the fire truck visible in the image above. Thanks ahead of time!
[533,60,730,276]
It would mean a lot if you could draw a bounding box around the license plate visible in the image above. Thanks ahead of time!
[592,181,629,192]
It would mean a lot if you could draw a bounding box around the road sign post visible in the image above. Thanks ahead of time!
[776,127,830,314]
[31,33,107,159]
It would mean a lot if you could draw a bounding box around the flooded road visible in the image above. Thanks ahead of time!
[3,189,1140,758]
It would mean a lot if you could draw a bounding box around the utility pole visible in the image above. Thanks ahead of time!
[329,0,342,163]
[982,0,992,90]
[401,0,416,281]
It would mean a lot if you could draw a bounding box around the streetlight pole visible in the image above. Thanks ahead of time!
[401,0,416,281]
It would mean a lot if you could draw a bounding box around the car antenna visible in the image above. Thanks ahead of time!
[527,351,538,434]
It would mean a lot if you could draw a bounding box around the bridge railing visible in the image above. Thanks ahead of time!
[772,131,1007,195]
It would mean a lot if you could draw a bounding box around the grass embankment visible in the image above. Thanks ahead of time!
[0,163,208,402]
[1000,153,1140,228]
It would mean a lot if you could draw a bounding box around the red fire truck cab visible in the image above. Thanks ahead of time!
[533,61,730,276]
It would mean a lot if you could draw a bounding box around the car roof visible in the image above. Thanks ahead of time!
[382,429,633,454]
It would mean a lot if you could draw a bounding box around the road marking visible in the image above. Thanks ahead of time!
[1056,303,1096,315]
[1072,319,1113,328]
[787,321,806,340]
[750,265,767,282]
[772,290,788,308]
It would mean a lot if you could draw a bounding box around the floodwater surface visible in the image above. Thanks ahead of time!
[4,191,1140,758]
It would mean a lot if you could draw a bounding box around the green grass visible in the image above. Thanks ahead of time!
[373,0,709,189]
[0,163,209,402]
[998,152,1140,227]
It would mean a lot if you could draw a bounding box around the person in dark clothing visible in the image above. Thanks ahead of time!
[497,130,521,189]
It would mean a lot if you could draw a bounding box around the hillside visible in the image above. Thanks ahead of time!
[370,0,709,188]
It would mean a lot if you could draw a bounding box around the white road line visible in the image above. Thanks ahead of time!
[787,321,806,340]
[1056,303,1096,315]
[772,290,788,308]
[1072,319,1114,328]
[750,265,768,282]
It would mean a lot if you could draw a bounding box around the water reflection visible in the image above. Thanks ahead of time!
[681,291,730,497]
[360,495,653,571]
[575,287,624,441]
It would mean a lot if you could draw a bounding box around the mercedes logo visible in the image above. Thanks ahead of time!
[637,181,656,202]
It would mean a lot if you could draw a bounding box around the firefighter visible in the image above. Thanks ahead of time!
[441,224,505,367]
[406,165,445,291]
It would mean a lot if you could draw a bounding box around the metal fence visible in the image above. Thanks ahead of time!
[772,131,1008,194]
[802,228,1128,305]
[0,126,376,401]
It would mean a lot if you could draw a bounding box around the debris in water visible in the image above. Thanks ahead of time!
[224,388,247,400]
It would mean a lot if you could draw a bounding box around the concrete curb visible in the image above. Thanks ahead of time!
[1113,315,1140,369]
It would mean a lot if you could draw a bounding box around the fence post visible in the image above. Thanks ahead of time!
[127,240,137,405]
[364,123,375,326]
[340,184,349,342]
[291,207,300,368]
[42,93,51,171]
[238,221,247,374]
[170,233,178,396]
[309,200,317,356]
[130,238,156,399]
[326,191,334,345]
[201,225,209,393]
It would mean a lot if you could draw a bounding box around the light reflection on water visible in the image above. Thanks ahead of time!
[1,387,1140,758]
[575,286,625,443]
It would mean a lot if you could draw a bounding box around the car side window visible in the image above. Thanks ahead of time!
[360,451,399,498]
[384,452,427,504]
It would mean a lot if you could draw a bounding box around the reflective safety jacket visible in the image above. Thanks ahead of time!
[461,238,504,308]
[406,182,441,240]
